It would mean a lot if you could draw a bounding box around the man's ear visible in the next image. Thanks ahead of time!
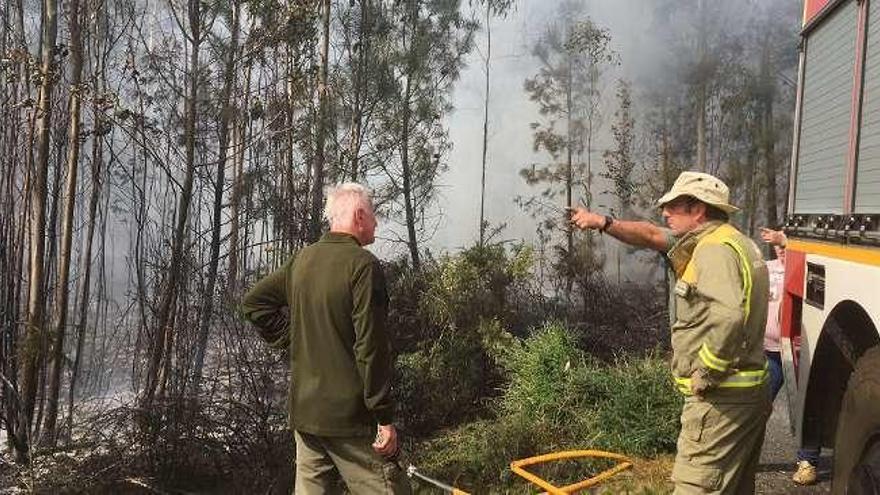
[691,201,707,220]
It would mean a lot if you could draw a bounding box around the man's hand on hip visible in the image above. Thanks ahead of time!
[373,423,399,458]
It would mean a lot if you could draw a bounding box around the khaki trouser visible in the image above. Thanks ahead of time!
[671,388,771,495]
[294,430,412,495]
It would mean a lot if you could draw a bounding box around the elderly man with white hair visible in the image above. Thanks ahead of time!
[241,183,411,494]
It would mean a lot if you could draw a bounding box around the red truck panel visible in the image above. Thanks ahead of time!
[804,0,833,26]
[782,250,806,374]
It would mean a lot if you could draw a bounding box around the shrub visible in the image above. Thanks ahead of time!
[384,258,433,353]
[411,417,546,493]
[568,282,670,361]
[421,243,537,335]
[393,244,539,436]
[395,337,487,437]
[563,354,682,457]
[385,243,539,354]
[497,322,584,424]
[409,322,681,493]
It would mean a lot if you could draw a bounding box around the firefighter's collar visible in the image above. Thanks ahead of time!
[667,221,726,278]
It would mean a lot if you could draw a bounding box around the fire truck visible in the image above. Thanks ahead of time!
[782,0,880,492]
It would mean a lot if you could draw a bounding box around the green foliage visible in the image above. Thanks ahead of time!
[410,323,682,492]
[497,323,581,424]
[393,244,537,435]
[573,355,683,456]
[395,328,489,436]
[423,243,534,333]
[386,242,537,351]
[412,417,544,493]
[498,322,680,456]
[384,257,433,352]
[602,79,638,218]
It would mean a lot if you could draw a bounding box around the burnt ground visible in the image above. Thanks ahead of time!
[756,395,832,494]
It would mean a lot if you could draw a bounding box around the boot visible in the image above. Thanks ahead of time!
[792,460,817,485]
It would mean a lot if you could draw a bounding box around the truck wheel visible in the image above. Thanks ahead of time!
[833,346,880,495]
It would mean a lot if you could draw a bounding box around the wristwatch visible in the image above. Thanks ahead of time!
[600,215,614,233]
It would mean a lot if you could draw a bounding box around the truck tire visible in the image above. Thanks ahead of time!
[833,346,880,494]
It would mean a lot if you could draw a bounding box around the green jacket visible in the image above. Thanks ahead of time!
[240,232,394,436]
[665,221,770,397]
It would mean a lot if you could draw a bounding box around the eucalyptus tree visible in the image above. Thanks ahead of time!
[472,0,514,247]
[66,0,112,436]
[189,0,244,395]
[749,0,798,233]
[0,0,38,453]
[601,79,636,284]
[378,0,478,269]
[519,3,615,297]
[141,0,214,409]
[43,0,86,446]
[335,0,396,184]
[308,0,331,242]
[248,0,319,255]
[18,0,58,462]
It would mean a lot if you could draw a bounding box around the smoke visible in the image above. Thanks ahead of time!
[416,0,798,281]
[412,0,665,277]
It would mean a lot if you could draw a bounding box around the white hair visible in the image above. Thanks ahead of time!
[324,182,372,227]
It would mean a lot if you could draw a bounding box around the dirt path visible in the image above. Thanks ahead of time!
[756,395,832,494]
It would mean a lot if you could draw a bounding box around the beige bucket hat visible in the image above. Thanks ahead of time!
[656,171,739,213]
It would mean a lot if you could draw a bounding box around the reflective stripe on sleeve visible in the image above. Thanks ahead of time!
[721,239,753,321]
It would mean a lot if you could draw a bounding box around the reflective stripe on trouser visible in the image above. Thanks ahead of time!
[673,363,769,396]
[671,388,771,495]
[294,430,412,495]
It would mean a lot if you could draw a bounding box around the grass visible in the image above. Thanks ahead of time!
[407,322,682,493]
[596,455,675,494]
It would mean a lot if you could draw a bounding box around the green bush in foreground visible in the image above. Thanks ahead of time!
[394,245,537,436]
[410,322,682,493]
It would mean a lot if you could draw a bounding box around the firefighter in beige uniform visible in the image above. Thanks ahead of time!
[570,171,771,494]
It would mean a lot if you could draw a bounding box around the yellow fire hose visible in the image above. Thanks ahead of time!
[511,450,634,494]
[408,449,633,494]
